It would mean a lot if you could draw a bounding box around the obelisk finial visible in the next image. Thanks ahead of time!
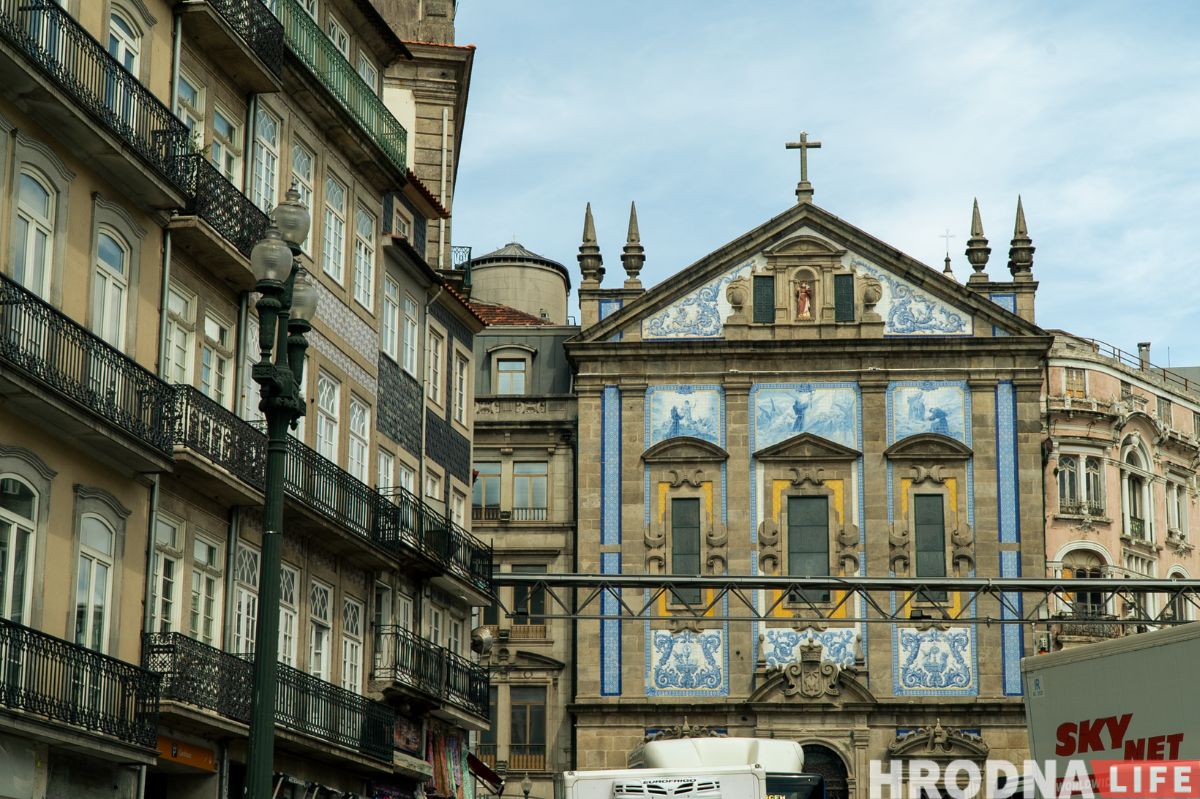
[578,203,604,285]
[621,201,645,287]
[965,198,991,282]
[1007,195,1034,277]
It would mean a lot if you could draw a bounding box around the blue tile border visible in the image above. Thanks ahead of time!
[990,293,1016,337]
[600,385,622,696]
[1001,550,1023,695]
[601,552,622,696]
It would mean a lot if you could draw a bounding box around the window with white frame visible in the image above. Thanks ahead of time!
[327,16,350,58]
[398,593,413,632]
[382,276,400,360]
[13,170,55,299]
[309,580,332,680]
[189,535,222,646]
[398,463,415,494]
[427,330,444,404]
[372,583,392,671]
[0,476,37,625]
[279,564,299,666]
[163,285,195,385]
[357,52,379,94]
[92,229,129,349]
[150,516,182,633]
[353,206,376,309]
[348,397,370,482]
[251,108,279,212]
[454,353,468,424]
[212,106,243,184]
[1167,572,1190,622]
[377,449,394,490]
[75,515,115,653]
[496,358,527,396]
[428,604,443,646]
[402,295,419,375]
[322,176,347,282]
[1168,480,1188,537]
[1057,454,1105,517]
[425,471,442,503]
[451,491,466,527]
[1124,552,1157,619]
[233,543,259,655]
[341,597,363,692]
[316,372,340,462]
[291,141,315,254]
[298,0,316,20]
[448,617,462,657]
[201,313,233,408]
[107,11,140,73]
[175,73,204,148]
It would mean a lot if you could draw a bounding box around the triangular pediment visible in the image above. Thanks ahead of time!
[754,432,861,462]
[884,433,974,460]
[574,201,1044,344]
[642,436,729,464]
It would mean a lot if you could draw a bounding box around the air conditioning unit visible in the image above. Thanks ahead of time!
[499,510,512,521]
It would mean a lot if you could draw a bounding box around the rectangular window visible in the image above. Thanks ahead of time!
[353,206,376,309]
[454,354,469,424]
[451,491,466,527]
[510,686,547,771]
[513,462,548,521]
[151,518,182,633]
[200,314,233,408]
[402,295,419,375]
[348,396,370,482]
[399,464,415,494]
[473,462,501,519]
[341,597,363,693]
[279,564,298,666]
[291,141,315,255]
[233,544,260,655]
[1158,397,1172,426]
[1121,381,1133,400]
[753,275,775,324]
[448,617,463,657]
[372,583,392,671]
[357,52,379,94]
[382,276,400,360]
[670,498,701,605]
[316,371,340,462]
[377,449,394,490]
[425,471,442,502]
[480,686,499,759]
[512,564,547,626]
[428,604,443,645]
[212,106,242,184]
[1065,368,1087,398]
[175,73,204,148]
[482,567,499,626]
[787,496,830,603]
[428,330,444,404]
[163,285,195,385]
[397,593,413,632]
[251,108,279,212]
[914,494,947,601]
[308,580,332,680]
[189,535,222,646]
[834,273,855,322]
[1194,411,1200,439]
[496,359,526,395]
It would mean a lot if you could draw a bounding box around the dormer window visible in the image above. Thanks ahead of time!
[497,359,526,395]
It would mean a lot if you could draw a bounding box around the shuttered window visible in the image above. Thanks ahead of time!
[914,494,947,601]
[834,274,855,322]
[787,496,829,602]
[753,276,775,324]
[671,498,701,605]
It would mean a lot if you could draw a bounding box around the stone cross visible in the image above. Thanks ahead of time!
[786,131,822,202]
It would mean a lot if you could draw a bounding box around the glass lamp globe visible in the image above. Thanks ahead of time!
[250,225,292,283]
[274,184,311,252]
[290,269,319,322]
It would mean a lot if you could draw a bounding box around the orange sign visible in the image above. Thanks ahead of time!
[156,736,216,772]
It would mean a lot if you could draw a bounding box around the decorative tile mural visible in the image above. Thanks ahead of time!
[889,383,969,443]
[646,385,723,446]
[1001,550,1023,696]
[850,257,972,336]
[762,627,860,668]
[599,298,624,342]
[753,385,858,450]
[601,552,621,697]
[647,628,727,696]
[893,626,978,696]
[641,260,753,340]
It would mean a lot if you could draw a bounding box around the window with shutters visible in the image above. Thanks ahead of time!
[1158,396,1172,426]
[670,498,701,605]
[1065,368,1087,398]
[834,274,855,322]
[787,496,830,603]
[753,275,775,324]
[913,494,947,601]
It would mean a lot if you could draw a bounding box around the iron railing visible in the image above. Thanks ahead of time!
[509,743,547,772]
[1128,516,1147,538]
[180,154,272,259]
[204,0,284,77]
[174,385,266,486]
[1054,611,1123,640]
[144,632,393,762]
[1060,499,1106,517]
[379,487,495,594]
[272,0,406,175]
[0,0,191,192]
[0,272,176,453]
[0,617,160,749]
[374,625,489,720]
[451,246,472,268]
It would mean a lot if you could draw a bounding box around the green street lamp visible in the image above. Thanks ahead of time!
[244,185,315,799]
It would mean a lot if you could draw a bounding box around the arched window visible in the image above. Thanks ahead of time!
[106,11,140,73]
[92,228,129,348]
[1124,449,1149,539]
[1085,457,1104,515]
[13,171,54,299]
[1057,455,1079,512]
[75,514,115,653]
[0,475,37,625]
[1063,549,1106,617]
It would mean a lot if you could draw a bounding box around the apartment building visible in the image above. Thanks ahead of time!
[0,1,489,798]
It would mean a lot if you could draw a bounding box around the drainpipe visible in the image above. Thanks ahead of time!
[419,284,445,503]
[136,766,147,799]
[438,107,449,266]
[223,507,241,651]
[169,14,181,112]
[142,476,160,635]
[245,95,258,195]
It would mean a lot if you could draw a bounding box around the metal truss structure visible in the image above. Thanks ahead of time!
[490,574,1200,626]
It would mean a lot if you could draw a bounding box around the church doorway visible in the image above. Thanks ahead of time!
[801,743,850,799]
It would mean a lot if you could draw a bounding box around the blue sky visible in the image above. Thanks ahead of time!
[451,1,1200,365]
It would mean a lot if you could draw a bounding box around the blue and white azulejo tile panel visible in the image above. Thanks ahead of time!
[893,625,978,696]
[646,628,728,696]
[753,385,859,450]
[641,259,755,340]
[849,256,972,336]
[646,385,724,447]
[762,626,860,668]
[888,382,970,444]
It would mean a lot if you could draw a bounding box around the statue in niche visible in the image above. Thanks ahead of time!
[794,281,814,320]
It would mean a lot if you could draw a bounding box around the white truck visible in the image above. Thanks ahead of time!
[563,764,768,799]
[1022,623,1200,790]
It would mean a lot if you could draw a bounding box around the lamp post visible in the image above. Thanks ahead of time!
[244,186,315,799]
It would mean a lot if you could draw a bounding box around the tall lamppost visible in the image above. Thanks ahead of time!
[244,186,316,799]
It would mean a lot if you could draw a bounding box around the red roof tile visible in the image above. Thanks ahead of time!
[469,301,554,326]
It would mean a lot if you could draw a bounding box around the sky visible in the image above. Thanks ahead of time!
[450,1,1200,366]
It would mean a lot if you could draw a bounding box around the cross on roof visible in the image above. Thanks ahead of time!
[785,131,822,202]
[940,228,955,257]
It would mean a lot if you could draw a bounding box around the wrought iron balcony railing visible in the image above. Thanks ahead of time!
[374,626,490,720]
[379,487,495,594]
[144,632,393,762]
[272,0,406,175]
[0,272,176,454]
[174,385,266,487]
[205,0,284,77]
[0,617,160,749]
[1128,516,1147,538]
[180,154,272,259]
[0,0,191,192]
[1054,611,1123,640]
[1060,499,1105,517]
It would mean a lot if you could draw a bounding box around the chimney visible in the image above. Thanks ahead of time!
[1138,342,1151,371]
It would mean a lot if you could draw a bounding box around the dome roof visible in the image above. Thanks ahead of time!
[470,241,571,288]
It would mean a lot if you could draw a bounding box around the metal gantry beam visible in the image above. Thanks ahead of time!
[490,574,1200,626]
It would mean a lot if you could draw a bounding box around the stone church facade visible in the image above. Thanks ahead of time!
[562,193,1051,797]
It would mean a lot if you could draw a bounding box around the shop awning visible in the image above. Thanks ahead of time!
[467,753,503,795]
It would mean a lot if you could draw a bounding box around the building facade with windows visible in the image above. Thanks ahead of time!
[0,1,489,798]
[1043,335,1200,647]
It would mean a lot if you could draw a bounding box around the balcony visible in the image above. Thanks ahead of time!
[175,0,283,93]
[0,617,160,752]
[1060,499,1106,517]
[509,744,547,772]
[473,505,500,522]
[272,0,407,182]
[1053,611,1123,641]
[169,154,272,291]
[0,0,190,208]
[0,272,175,472]
[374,626,489,724]
[144,632,394,763]
[1128,516,1147,539]
[379,487,495,598]
[512,507,548,522]
[477,742,497,770]
[509,624,547,641]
